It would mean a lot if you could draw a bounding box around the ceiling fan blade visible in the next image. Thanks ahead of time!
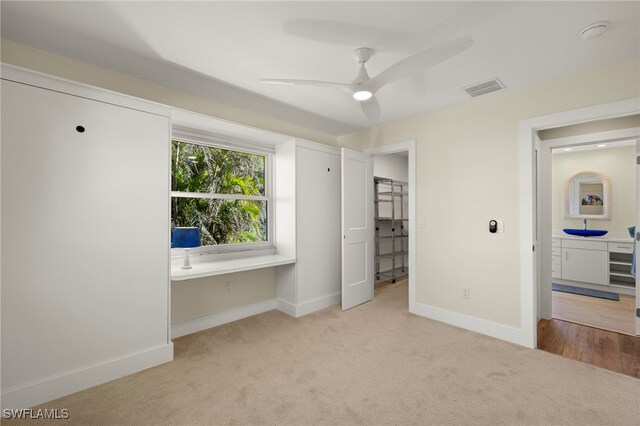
[368,35,473,92]
[260,78,352,89]
[360,97,381,123]
[402,3,516,51]
[283,19,390,47]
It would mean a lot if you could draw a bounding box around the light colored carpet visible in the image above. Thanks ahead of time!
[12,280,640,425]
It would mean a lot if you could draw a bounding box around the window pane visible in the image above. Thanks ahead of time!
[172,197,267,246]
[171,141,265,196]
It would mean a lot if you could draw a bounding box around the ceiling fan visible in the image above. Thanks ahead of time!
[260,35,473,122]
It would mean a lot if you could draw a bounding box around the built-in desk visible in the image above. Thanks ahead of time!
[171,251,295,281]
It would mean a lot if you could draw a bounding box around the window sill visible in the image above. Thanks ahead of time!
[171,250,295,281]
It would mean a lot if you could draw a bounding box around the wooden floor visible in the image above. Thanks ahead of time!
[552,290,636,336]
[538,318,640,378]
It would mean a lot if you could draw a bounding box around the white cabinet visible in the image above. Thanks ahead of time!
[561,246,608,285]
[560,239,608,285]
[1,72,171,408]
[275,140,341,317]
[553,236,636,293]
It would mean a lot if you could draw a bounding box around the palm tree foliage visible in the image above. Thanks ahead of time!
[171,141,267,246]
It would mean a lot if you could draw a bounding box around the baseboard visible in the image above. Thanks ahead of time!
[171,298,278,339]
[412,302,526,346]
[1,343,173,410]
[276,298,297,317]
[295,292,341,317]
[277,292,340,318]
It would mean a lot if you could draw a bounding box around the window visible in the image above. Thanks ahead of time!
[171,139,272,250]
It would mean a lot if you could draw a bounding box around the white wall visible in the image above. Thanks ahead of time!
[552,146,635,233]
[374,154,408,182]
[339,59,640,331]
[171,269,276,324]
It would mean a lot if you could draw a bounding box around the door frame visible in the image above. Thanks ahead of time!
[364,139,417,312]
[538,127,640,320]
[519,98,640,348]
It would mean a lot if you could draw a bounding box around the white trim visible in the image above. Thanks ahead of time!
[1,343,173,410]
[295,292,341,317]
[170,108,294,149]
[277,292,341,318]
[276,298,297,317]
[171,191,269,201]
[172,126,277,155]
[364,140,417,313]
[546,127,640,150]
[171,299,278,338]
[519,98,640,349]
[1,63,169,117]
[294,138,341,155]
[412,303,525,346]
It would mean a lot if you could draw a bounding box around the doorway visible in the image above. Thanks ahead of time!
[363,140,417,313]
[522,104,640,377]
[519,98,640,349]
[540,123,639,337]
[371,153,410,308]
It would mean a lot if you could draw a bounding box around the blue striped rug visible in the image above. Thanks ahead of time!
[552,283,620,301]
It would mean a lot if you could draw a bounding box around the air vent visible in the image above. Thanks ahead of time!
[463,78,505,98]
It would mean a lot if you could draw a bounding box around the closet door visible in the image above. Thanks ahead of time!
[296,146,341,304]
[1,80,169,390]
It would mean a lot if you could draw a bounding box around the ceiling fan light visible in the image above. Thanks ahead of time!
[353,90,372,101]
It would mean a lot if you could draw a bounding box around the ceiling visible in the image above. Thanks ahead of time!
[2,1,639,137]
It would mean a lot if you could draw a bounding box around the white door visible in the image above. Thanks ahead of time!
[635,140,640,335]
[341,148,374,310]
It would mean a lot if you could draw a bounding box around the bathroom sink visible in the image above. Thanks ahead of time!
[563,228,608,237]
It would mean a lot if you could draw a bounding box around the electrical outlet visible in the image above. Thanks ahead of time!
[462,287,470,299]
[225,281,232,295]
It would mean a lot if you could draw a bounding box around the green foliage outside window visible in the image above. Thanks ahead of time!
[171,141,267,246]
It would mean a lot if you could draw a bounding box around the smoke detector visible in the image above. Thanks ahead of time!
[578,21,611,41]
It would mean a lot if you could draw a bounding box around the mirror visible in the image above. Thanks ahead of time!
[564,170,610,220]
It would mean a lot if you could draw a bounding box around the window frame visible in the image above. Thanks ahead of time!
[170,130,275,256]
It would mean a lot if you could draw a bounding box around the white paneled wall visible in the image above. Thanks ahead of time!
[276,140,341,316]
[1,68,172,409]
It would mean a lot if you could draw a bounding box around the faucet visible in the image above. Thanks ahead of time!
[583,218,588,230]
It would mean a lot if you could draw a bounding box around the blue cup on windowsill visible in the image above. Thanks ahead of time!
[628,226,635,239]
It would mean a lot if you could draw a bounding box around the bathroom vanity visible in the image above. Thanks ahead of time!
[552,234,635,295]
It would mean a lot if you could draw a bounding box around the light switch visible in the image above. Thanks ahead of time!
[496,220,504,233]
[417,218,425,228]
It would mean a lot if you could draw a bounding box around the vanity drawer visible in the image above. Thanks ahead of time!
[552,238,562,248]
[608,242,634,254]
[552,247,562,257]
[562,239,607,251]
[552,256,562,267]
